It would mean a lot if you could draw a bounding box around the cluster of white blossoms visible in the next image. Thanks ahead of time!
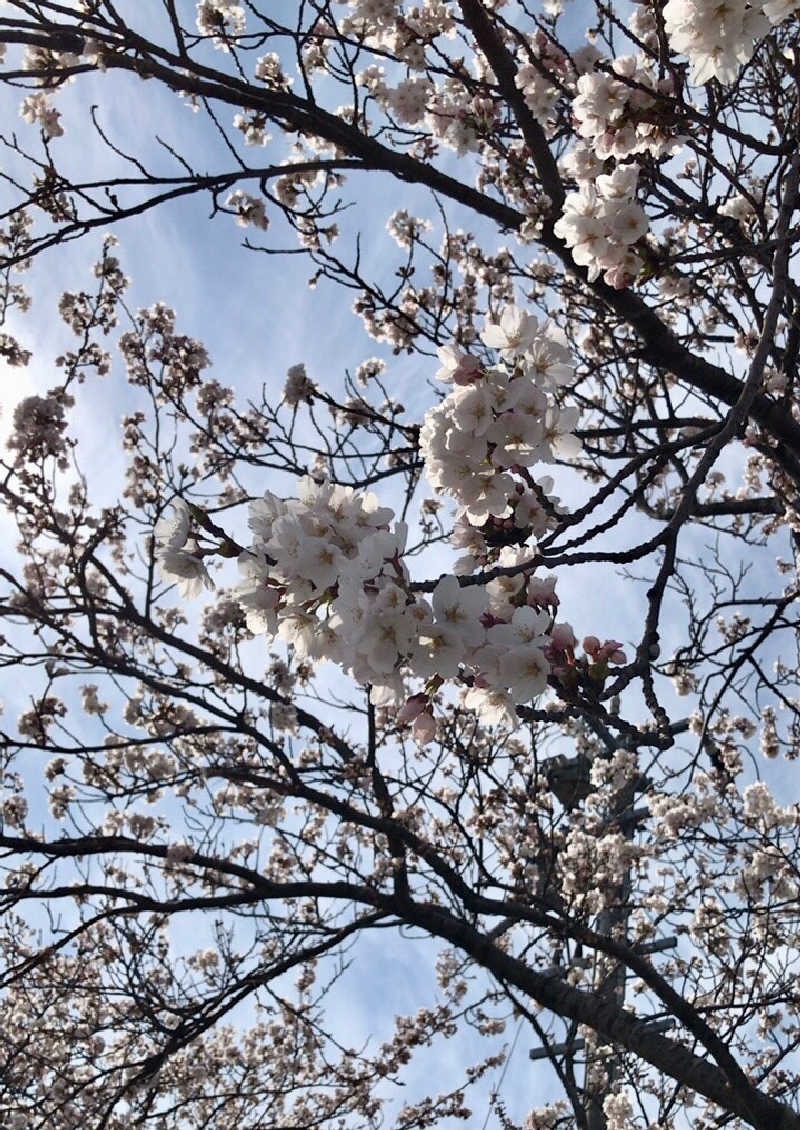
[15,43,82,139]
[341,0,456,71]
[254,52,293,90]
[514,31,572,133]
[717,193,757,225]
[356,66,483,156]
[602,1092,635,1130]
[225,190,269,231]
[196,0,246,48]
[515,62,559,130]
[235,476,404,654]
[421,307,578,524]
[663,0,800,85]
[230,474,554,727]
[572,56,681,162]
[9,391,74,468]
[19,91,64,139]
[386,76,434,125]
[545,12,685,292]
[554,164,648,288]
[153,307,617,736]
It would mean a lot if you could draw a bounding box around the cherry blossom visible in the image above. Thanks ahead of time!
[480,306,541,357]
[660,0,796,85]
[157,542,214,598]
[554,166,647,287]
[3,7,800,1130]
[154,498,191,552]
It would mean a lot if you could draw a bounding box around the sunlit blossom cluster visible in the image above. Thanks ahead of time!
[8,390,74,468]
[19,90,63,138]
[342,0,456,70]
[153,307,597,733]
[421,307,578,523]
[571,57,681,161]
[157,476,556,732]
[663,0,800,85]
[196,0,246,48]
[514,31,572,132]
[225,190,270,230]
[554,164,648,288]
[386,76,433,125]
[154,499,215,599]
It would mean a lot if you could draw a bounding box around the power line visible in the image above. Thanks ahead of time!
[482,1017,525,1130]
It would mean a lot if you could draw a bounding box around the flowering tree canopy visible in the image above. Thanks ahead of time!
[1,2,800,1129]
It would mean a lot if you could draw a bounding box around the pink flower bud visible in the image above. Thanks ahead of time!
[582,635,600,657]
[550,622,577,651]
[609,649,627,665]
[412,710,437,745]
[397,693,428,725]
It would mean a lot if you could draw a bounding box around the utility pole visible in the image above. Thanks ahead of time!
[584,772,637,1130]
[529,750,676,1130]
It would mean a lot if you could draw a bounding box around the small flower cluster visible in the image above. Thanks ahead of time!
[554,164,648,288]
[225,190,269,231]
[420,307,578,525]
[196,0,246,49]
[717,193,756,225]
[386,210,433,249]
[572,57,681,162]
[9,390,74,469]
[233,111,271,146]
[514,67,558,129]
[386,77,433,125]
[231,477,554,725]
[20,91,64,139]
[236,475,402,648]
[424,80,483,156]
[524,1102,570,1130]
[0,333,32,368]
[254,53,293,90]
[602,1092,634,1130]
[283,362,316,405]
[663,0,799,85]
[15,42,84,139]
[514,32,570,132]
[356,65,483,157]
[545,630,627,691]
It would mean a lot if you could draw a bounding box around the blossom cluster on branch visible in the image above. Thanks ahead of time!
[155,306,624,735]
[663,0,800,85]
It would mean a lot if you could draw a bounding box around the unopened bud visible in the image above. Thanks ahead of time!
[397,693,428,726]
[412,710,437,745]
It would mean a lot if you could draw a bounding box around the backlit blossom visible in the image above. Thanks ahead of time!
[158,545,214,598]
[154,499,190,551]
